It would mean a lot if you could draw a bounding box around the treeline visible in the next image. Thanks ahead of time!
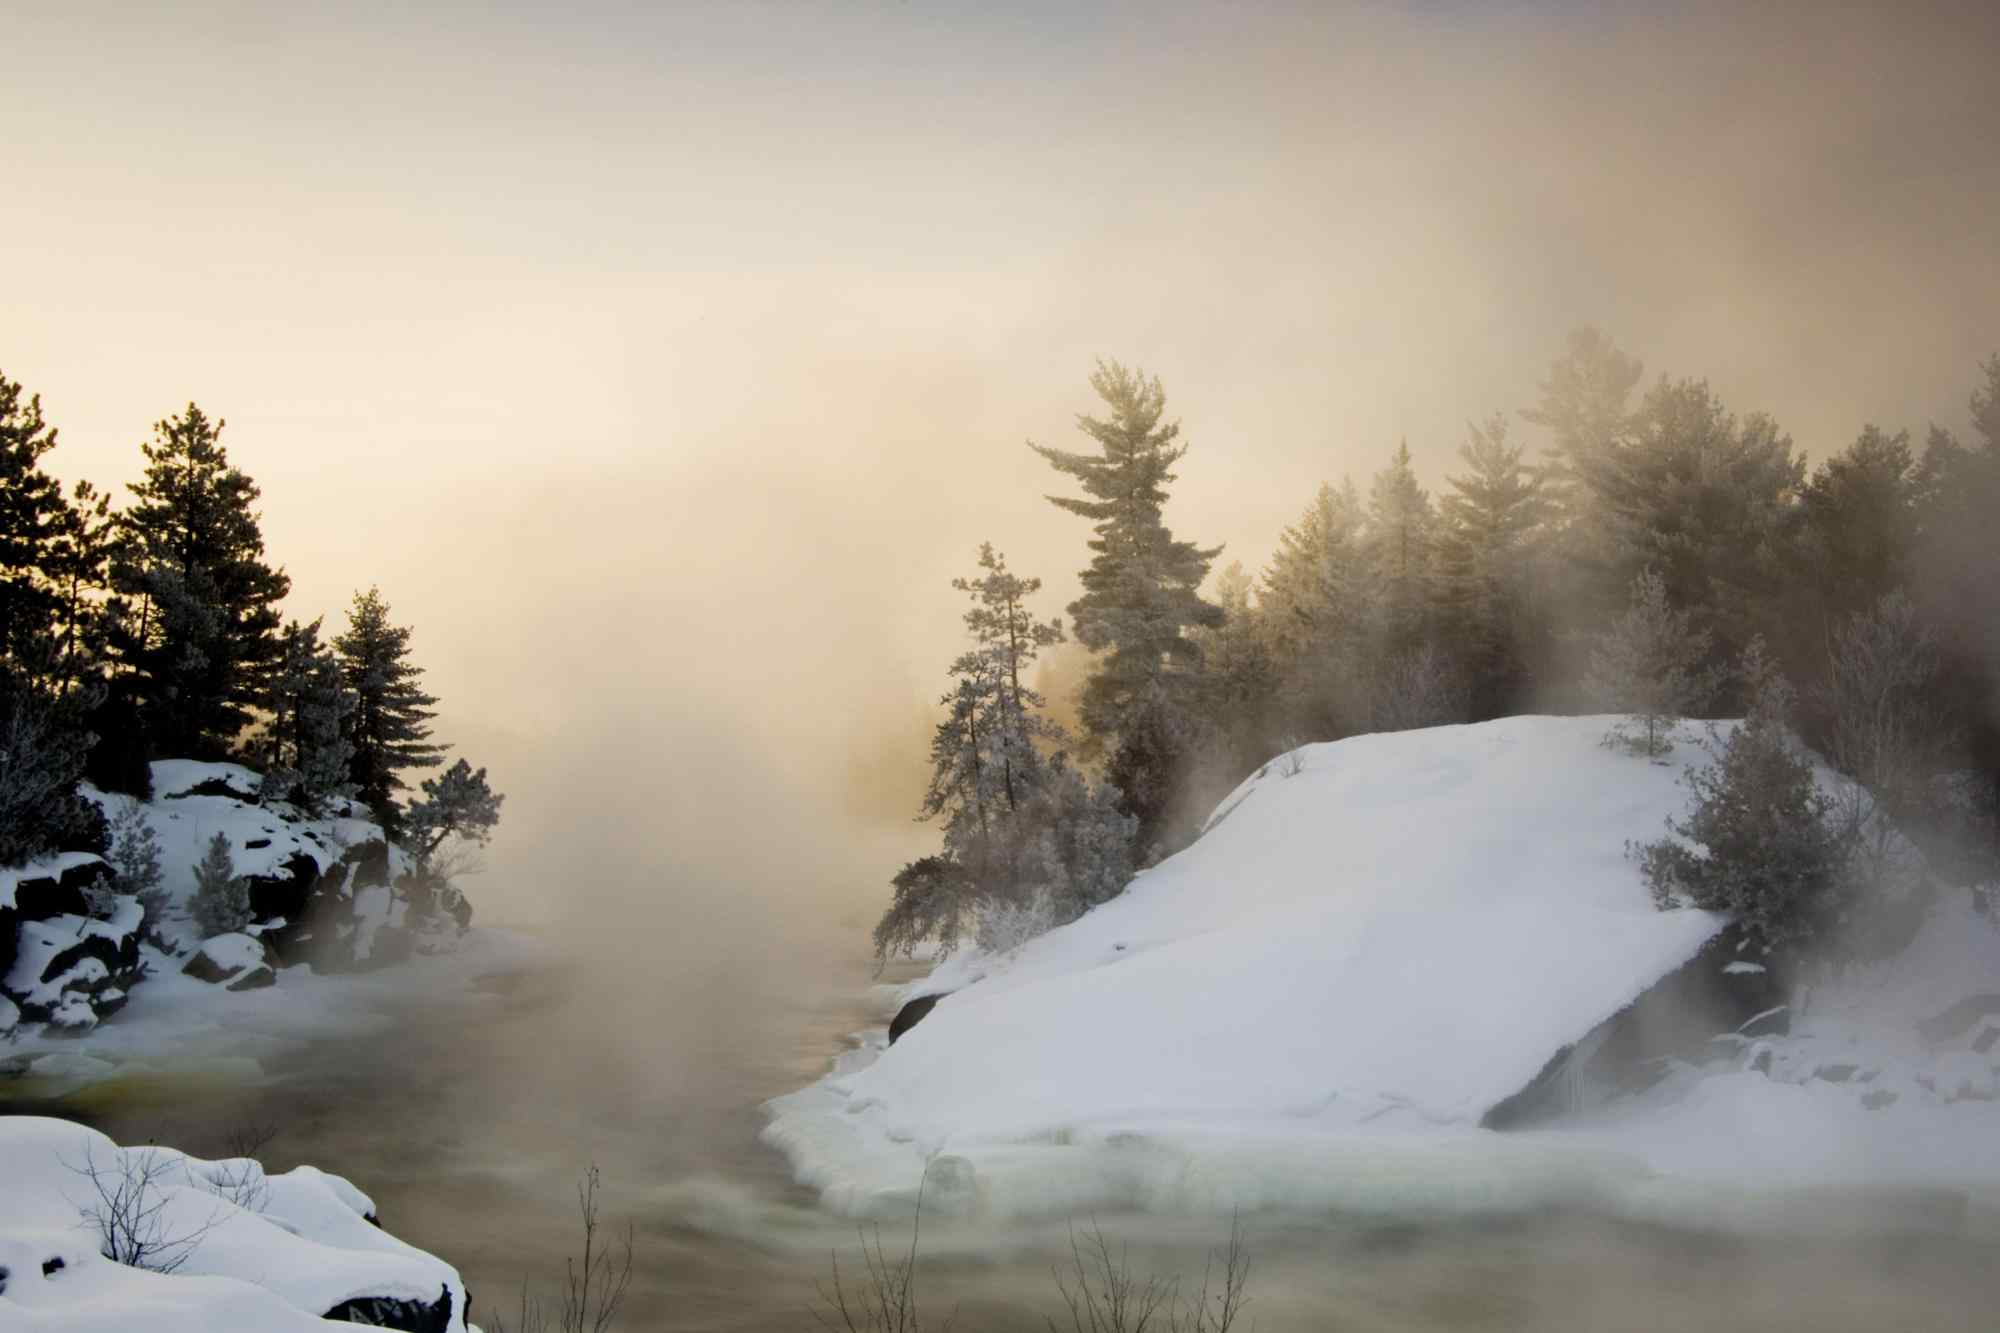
[0,370,500,868]
[879,335,2000,961]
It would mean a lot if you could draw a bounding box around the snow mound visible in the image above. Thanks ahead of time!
[766,716,1730,1217]
[0,1115,467,1331]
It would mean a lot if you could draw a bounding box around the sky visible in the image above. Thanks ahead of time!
[6,0,1999,927]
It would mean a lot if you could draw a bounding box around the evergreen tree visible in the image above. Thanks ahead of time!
[1636,646,1848,952]
[1031,361,1222,846]
[1437,415,1551,717]
[0,372,73,670]
[1258,479,1368,737]
[404,758,505,862]
[1521,325,1644,525]
[107,404,290,757]
[334,587,444,828]
[1573,378,1803,683]
[188,831,250,938]
[1364,440,1437,653]
[1586,568,1720,758]
[252,618,356,813]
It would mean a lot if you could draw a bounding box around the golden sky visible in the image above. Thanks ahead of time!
[7,1,1998,923]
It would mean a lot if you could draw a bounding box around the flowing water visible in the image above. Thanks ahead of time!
[15,923,2000,1331]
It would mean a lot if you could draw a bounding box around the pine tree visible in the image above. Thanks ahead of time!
[1364,439,1438,655]
[1636,646,1847,952]
[1573,378,1803,681]
[1258,480,1368,737]
[1437,414,1550,716]
[404,759,504,862]
[1521,326,1644,525]
[188,831,250,938]
[1586,568,1720,758]
[253,618,356,813]
[334,587,444,828]
[0,372,74,670]
[1031,361,1222,845]
[107,404,290,757]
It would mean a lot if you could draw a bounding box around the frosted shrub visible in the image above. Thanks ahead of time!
[109,802,167,930]
[975,889,1062,956]
[188,832,251,938]
[1636,649,1850,951]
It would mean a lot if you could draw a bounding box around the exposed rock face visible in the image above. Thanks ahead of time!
[1916,993,2000,1045]
[1,870,144,1036]
[889,993,947,1045]
[1483,925,1785,1129]
[322,1283,456,1332]
[244,851,325,944]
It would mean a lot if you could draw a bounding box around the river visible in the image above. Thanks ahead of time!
[18,923,2000,1331]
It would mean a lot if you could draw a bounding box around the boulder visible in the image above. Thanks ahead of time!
[889,993,947,1045]
[244,851,325,942]
[1483,925,1787,1129]
[183,933,277,991]
[322,1283,455,1333]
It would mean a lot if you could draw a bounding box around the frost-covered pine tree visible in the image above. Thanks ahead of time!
[1587,568,1718,758]
[253,618,355,813]
[1032,361,1222,846]
[404,759,504,863]
[188,831,250,938]
[879,546,1136,963]
[334,588,443,830]
[108,801,164,917]
[1364,439,1438,655]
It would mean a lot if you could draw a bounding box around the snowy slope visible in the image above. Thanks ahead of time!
[766,716,1735,1216]
[0,1116,467,1332]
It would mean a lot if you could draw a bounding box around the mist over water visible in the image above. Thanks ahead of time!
[9,0,2000,1326]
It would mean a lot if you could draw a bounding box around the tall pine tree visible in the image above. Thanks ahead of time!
[107,404,289,757]
[252,618,356,813]
[1436,415,1550,716]
[334,587,443,829]
[1031,361,1221,849]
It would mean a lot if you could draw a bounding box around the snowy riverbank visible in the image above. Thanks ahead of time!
[764,716,2000,1229]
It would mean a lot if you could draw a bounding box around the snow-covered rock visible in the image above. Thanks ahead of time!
[0,1116,468,1332]
[766,715,2000,1222]
[182,934,276,992]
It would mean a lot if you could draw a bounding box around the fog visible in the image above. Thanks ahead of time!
[5,0,1997,937]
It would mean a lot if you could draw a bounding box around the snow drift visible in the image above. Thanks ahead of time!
[0,1116,467,1332]
[766,716,1739,1216]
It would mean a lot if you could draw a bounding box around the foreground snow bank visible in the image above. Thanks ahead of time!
[766,716,1736,1217]
[0,1116,467,1332]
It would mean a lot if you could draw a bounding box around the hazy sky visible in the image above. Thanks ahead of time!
[7,1,1998,926]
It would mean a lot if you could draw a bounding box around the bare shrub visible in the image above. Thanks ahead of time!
[1049,1219,1175,1333]
[68,1143,222,1274]
[484,1163,634,1333]
[815,1169,953,1333]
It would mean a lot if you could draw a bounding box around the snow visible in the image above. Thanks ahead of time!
[191,932,267,976]
[767,717,1732,1216]
[766,716,2000,1225]
[0,1116,467,1331]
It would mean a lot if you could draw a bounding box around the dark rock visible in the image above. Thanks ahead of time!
[41,1256,63,1277]
[1973,1025,1999,1055]
[1862,1089,1899,1110]
[11,875,87,922]
[889,993,947,1045]
[1916,994,2000,1044]
[164,776,256,801]
[323,1283,454,1333]
[1749,1045,1774,1075]
[226,966,275,992]
[244,837,272,850]
[1814,1063,1861,1084]
[1483,925,1786,1129]
[243,852,324,940]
